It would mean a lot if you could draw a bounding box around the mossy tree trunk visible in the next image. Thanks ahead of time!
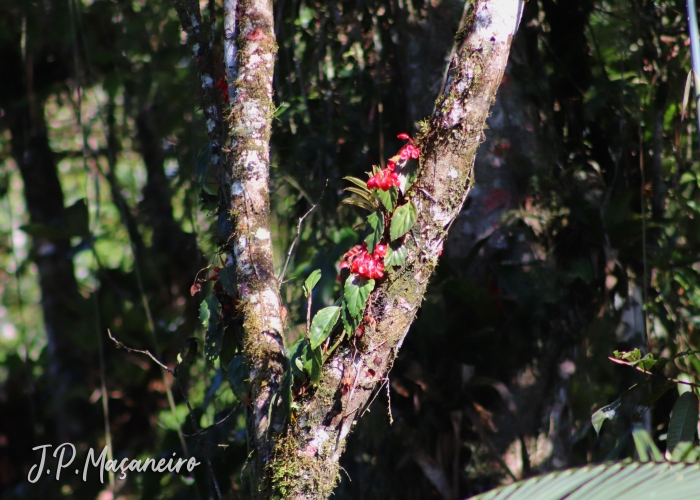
[174,0,524,497]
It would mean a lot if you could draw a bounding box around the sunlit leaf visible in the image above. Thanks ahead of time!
[376,187,397,212]
[680,171,697,185]
[390,201,418,241]
[384,242,407,268]
[343,176,371,191]
[342,197,376,211]
[670,441,699,463]
[346,186,374,201]
[632,426,664,462]
[310,306,341,350]
[344,275,374,319]
[304,269,322,297]
[592,398,621,435]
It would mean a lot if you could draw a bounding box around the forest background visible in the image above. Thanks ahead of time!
[1,0,700,498]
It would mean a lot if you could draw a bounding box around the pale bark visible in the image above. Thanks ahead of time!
[225,0,289,490]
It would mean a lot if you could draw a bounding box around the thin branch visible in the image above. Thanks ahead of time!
[108,329,174,374]
[278,181,326,282]
[609,356,700,388]
[107,329,223,500]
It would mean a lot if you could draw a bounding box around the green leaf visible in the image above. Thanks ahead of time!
[390,201,418,241]
[592,398,621,435]
[310,306,341,350]
[346,186,374,201]
[632,426,664,462]
[636,353,658,371]
[364,211,384,253]
[342,197,376,212]
[470,462,700,500]
[680,171,697,185]
[402,167,418,194]
[344,276,375,319]
[376,187,397,212]
[667,392,699,454]
[288,338,308,381]
[199,298,211,328]
[304,269,322,297]
[341,300,360,338]
[227,356,250,402]
[384,242,407,268]
[614,348,642,362]
[218,266,238,296]
[302,345,322,385]
[343,176,371,191]
[670,441,698,463]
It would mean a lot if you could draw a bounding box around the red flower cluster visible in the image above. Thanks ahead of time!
[339,243,387,280]
[366,133,420,191]
[367,167,399,191]
[396,133,420,161]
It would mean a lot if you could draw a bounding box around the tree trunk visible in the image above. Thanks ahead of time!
[175,0,523,497]
[8,96,88,443]
[265,3,523,497]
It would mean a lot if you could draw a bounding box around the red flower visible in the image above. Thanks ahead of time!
[396,133,420,161]
[338,242,386,280]
[350,252,384,279]
[216,76,229,103]
[367,167,400,191]
[373,244,387,259]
